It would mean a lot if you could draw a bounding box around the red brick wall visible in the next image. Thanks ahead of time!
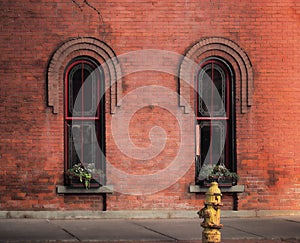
[0,0,299,211]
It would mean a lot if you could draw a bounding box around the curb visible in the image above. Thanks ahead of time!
[1,210,300,219]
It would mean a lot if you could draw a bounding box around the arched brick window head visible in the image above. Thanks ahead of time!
[179,37,253,114]
[47,37,122,114]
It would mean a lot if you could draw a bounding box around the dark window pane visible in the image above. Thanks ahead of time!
[212,64,226,116]
[68,123,81,167]
[198,63,227,117]
[82,64,98,116]
[68,121,100,167]
[83,68,93,112]
[69,64,83,116]
[68,62,98,117]
[198,64,212,116]
[199,121,226,166]
[200,122,211,165]
[210,121,226,164]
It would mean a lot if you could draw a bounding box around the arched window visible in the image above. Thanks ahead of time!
[196,58,236,183]
[64,56,106,185]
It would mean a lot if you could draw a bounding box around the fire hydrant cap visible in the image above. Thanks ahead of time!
[206,182,222,196]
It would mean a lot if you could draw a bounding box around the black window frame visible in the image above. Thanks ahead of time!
[64,56,106,185]
[195,58,236,183]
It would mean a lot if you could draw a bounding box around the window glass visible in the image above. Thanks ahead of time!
[196,59,235,183]
[64,57,106,185]
[198,63,227,117]
[68,63,98,117]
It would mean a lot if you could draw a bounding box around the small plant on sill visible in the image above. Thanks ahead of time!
[66,163,92,189]
[198,163,239,185]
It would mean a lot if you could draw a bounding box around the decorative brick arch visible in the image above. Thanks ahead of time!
[179,37,253,113]
[47,37,122,114]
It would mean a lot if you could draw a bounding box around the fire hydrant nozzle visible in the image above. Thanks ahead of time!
[198,182,223,243]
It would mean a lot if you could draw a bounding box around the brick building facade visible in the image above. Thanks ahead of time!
[1,0,299,214]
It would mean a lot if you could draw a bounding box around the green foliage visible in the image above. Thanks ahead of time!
[209,164,239,181]
[66,163,92,189]
[198,164,239,182]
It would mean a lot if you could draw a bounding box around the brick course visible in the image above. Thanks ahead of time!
[0,0,299,211]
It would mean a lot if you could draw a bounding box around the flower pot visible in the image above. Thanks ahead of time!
[64,174,101,189]
[198,177,237,187]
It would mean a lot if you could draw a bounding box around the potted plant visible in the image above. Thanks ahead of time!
[197,163,239,187]
[65,163,100,189]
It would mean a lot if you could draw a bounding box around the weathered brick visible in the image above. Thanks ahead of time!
[0,0,299,212]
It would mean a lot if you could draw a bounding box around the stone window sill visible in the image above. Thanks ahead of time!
[56,185,113,194]
[189,184,245,193]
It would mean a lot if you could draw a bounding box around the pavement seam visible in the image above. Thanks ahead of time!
[284,219,300,224]
[47,219,81,242]
[224,224,266,239]
[60,227,82,242]
[130,221,179,241]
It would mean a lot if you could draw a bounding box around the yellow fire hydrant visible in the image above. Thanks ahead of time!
[197,182,223,243]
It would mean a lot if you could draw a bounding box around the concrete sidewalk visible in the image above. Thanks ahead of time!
[0,216,299,242]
